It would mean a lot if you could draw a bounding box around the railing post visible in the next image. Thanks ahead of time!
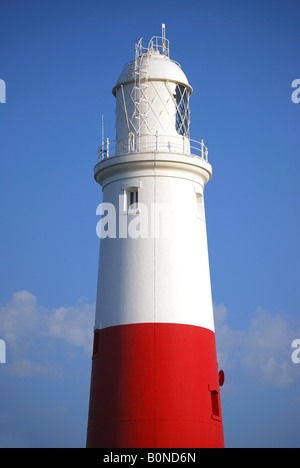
[106,138,110,158]
[128,132,135,153]
[200,139,204,159]
[205,147,208,161]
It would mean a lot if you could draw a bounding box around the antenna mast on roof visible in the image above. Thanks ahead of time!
[101,114,104,150]
[162,23,166,54]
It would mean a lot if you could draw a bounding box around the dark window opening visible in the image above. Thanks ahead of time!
[128,190,138,210]
[92,332,99,358]
[211,390,220,418]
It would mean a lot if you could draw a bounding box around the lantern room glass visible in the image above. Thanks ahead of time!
[175,84,190,137]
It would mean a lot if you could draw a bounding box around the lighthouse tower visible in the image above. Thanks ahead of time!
[87,26,225,448]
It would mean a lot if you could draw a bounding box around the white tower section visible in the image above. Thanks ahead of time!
[94,31,214,334]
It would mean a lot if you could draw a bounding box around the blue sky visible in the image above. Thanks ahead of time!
[0,0,299,448]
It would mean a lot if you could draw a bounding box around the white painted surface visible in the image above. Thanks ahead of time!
[113,53,192,95]
[94,153,215,332]
[94,38,215,334]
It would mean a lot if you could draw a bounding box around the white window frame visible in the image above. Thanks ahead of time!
[122,180,142,215]
[195,188,205,220]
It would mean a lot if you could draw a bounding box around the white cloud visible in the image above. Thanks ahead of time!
[7,359,62,378]
[47,303,94,352]
[0,291,39,346]
[214,304,300,388]
[0,291,94,377]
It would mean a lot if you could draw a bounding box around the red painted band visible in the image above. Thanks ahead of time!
[87,323,224,448]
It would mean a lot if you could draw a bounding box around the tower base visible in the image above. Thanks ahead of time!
[87,323,224,448]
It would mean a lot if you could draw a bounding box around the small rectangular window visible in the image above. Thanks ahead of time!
[211,390,220,418]
[129,190,138,210]
[196,192,204,219]
[124,189,139,213]
[92,332,99,359]
[130,191,138,208]
[122,181,141,214]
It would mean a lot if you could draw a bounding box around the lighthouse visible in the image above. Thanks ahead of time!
[86,26,225,448]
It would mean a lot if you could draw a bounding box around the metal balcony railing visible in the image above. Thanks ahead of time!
[97,133,209,163]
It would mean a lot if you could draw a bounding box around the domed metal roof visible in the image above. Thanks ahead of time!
[112,50,193,96]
